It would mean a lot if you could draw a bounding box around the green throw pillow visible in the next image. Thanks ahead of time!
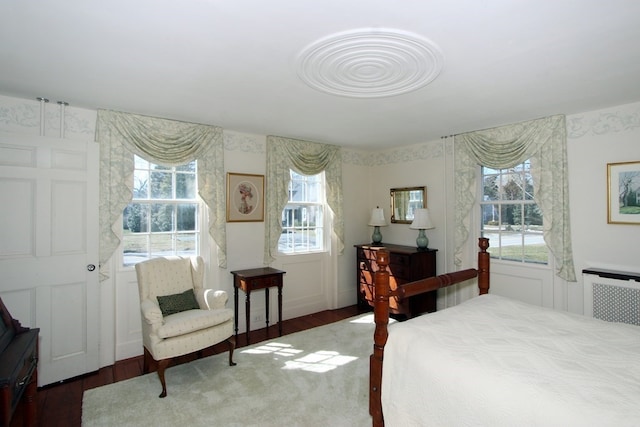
[157,289,200,317]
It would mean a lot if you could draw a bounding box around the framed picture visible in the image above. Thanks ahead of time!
[607,160,640,224]
[226,172,265,222]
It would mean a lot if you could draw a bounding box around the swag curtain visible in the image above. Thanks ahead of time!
[264,136,344,265]
[454,114,576,282]
[96,110,226,280]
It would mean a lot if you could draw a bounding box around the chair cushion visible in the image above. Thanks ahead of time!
[157,289,200,317]
[157,308,234,339]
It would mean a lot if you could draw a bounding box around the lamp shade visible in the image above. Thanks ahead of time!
[368,207,387,227]
[409,208,434,230]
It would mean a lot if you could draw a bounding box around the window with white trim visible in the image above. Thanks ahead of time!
[122,155,201,266]
[480,160,548,264]
[278,170,325,254]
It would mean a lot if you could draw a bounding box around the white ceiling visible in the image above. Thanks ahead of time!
[2,0,640,149]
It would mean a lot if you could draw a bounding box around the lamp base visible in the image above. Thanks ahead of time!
[371,226,383,245]
[416,229,429,250]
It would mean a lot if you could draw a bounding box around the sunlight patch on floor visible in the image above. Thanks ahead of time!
[242,342,358,373]
[242,342,303,356]
[283,350,358,373]
[349,313,397,325]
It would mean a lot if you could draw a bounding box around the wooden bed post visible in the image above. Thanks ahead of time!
[477,237,490,295]
[370,248,390,427]
[369,238,490,426]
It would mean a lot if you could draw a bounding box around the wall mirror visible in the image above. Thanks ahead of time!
[390,186,426,224]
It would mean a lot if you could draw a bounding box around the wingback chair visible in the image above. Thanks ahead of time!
[135,256,236,398]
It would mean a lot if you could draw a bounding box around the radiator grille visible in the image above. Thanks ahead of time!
[584,270,640,326]
[592,282,640,325]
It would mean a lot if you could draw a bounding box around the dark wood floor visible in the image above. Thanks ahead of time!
[10,305,362,427]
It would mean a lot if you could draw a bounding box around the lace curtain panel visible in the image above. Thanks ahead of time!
[96,110,226,280]
[264,136,344,265]
[454,114,576,282]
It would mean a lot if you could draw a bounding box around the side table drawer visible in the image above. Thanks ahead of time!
[248,276,282,291]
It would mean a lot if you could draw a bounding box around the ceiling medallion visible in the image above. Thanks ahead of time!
[296,28,444,98]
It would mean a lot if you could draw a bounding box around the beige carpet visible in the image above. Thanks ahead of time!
[82,314,384,426]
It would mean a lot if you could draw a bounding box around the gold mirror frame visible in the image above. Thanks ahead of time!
[390,186,426,224]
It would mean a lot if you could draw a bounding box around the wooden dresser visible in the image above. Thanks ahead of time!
[355,243,437,318]
[0,297,39,427]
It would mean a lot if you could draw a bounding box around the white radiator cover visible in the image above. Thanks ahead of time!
[583,270,640,326]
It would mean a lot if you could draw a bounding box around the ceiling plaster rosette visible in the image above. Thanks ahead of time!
[296,28,443,98]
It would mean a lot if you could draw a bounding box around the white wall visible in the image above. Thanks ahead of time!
[565,102,640,312]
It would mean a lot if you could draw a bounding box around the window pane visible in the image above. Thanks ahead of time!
[151,204,174,232]
[481,204,499,228]
[124,203,149,232]
[290,181,304,202]
[176,233,197,256]
[499,232,523,261]
[307,180,321,202]
[122,233,148,265]
[501,176,523,200]
[483,175,499,201]
[134,156,149,169]
[176,173,196,199]
[175,161,196,172]
[524,233,548,264]
[133,170,149,199]
[524,173,535,201]
[177,204,197,231]
[150,233,173,257]
[150,171,172,199]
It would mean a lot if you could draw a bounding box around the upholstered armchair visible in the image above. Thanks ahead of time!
[135,256,236,398]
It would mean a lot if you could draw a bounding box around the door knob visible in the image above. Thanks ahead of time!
[87,264,96,271]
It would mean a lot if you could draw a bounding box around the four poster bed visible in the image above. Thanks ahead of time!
[370,238,640,427]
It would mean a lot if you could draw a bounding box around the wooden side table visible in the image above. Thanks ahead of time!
[230,267,286,345]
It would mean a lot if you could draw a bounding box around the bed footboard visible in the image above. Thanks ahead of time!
[370,237,489,427]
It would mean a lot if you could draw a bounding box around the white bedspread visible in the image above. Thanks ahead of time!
[381,294,640,426]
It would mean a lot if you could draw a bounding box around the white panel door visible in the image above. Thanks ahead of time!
[0,135,99,386]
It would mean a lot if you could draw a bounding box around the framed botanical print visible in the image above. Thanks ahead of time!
[607,161,640,224]
[226,172,265,222]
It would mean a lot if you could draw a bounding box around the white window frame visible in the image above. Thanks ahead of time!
[278,170,327,255]
[479,161,548,265]
[121,155,204,267]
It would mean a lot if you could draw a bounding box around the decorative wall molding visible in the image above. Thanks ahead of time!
[223,131,265,153]
[342,140,443,166]
[369,140,444,166]
[0,95,96,140]
[567,101,640,139]
[341,148,371,166]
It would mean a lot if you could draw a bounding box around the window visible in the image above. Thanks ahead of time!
[278,170,325,254]
[480,160,547,264]
[122,155,201,266]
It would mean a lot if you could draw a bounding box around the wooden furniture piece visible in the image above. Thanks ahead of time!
[135,256,236,398]
[369,238,640,427]
[0,297,39,427]
[355,243,437,318]
[230,267,286,345]
[369,238,488,427]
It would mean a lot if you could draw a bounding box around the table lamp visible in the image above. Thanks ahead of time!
[409,208,434,249]
[368,207,387,245]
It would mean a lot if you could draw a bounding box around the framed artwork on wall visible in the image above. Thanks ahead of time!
[226,172,265,222]
[607,160,640,224]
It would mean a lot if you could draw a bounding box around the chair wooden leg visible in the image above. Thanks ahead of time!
[227,336,237,366]
[143,347,154,374]
[157,359,170,398]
